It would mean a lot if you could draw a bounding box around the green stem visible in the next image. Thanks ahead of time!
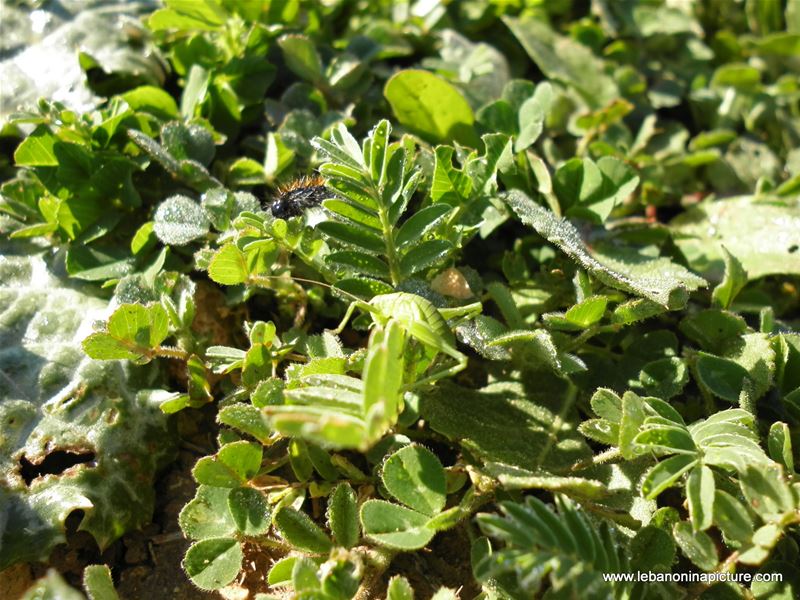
[153,345,189,360]
[359,168,402,286]
[569,447,622,472]
[564,323,621,353]
[378,201,401,287]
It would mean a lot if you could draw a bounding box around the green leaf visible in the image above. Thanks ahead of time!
[555,157,639,224]
[565,296,607,328]
[485,282,523,330]
[219,441,262,480]
[181,65,210,119]
[228,157,266,186]
[767,422,794,472]
[192,458,243,488]
[278,34,323,83]
[1,250,176,571]
[120,85,179,120]
[153,195,210,246]
[475,495,624,598]
[183,537,242,591]
[208,244,248,285]
[590,388,623,422]
[83,303,169,364]
[179,486,236,540]
[291,556,320,591]
[361,321,405,442]
[83,564,119,600]
[274,507,333,554]
[711,247,748,309]
[327,483,359,549]
[680,309,747,353]
[641,455,698,499]
[431,146,472,206]
[130,221,156,255]
[381,445,446,517]
[326,251,390,279]
[671,197,800,280]
[673,522,718,571]
[395,204,452,248]
[713,490,754,544]
[639,357,689,400]
[65,245,135,281]
[317,221,385,253]
[515,82,553,152]
[323,199,382,231]
[695,352,751,402]
[218,404,272,444]
[635,423,696,455]
[334,277,395,299]
[14,125,59,166]
[319,558,359,597]
[228,488,270,536]
[739,524,785,565]
[739,465,796,519]
[360,500,435,550]
[619,391,647,459]
[687,465,715,531]
[386,576,415,600]
[505,190,705,309]
[503,16,618,108]
[289,438,314,482]
[242,344,271,389]
[399,240,452,277]
[384,70,478,146]
[421,380,591,472]
[267,556,297,586]
[307,443,339,481]
[712,63,761,90]
[612,298,666,325]
[148,1,226,31]
[630,526,675,572]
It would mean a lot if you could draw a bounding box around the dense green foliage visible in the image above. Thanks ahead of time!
[2,0,800,598]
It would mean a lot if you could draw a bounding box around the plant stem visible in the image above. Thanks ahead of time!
[154,345,189,360]
[356,546,396,600]
[377,200,401,286]
[569,447,622,472]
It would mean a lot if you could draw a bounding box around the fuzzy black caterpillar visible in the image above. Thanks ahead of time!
[268,175,330,218]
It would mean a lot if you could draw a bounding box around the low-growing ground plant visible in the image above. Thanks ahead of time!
[1,0,799,598]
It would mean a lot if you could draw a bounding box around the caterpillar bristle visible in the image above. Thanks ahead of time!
[277,175,326,195]
[268,174,331,219]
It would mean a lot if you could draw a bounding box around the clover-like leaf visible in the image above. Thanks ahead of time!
[384,70,478,146]
[360,500,435,550]
[83,303,169,364]
[183,537,243,591]
[327,483,359,549]
[153,195,210,245]
[671,197,800,280]
[381,445,446,517]
[274,507,333,554]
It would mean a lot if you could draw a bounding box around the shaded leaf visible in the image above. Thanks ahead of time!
[505,190,705,308]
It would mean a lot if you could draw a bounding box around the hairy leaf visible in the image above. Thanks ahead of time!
[505,190,706,308]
